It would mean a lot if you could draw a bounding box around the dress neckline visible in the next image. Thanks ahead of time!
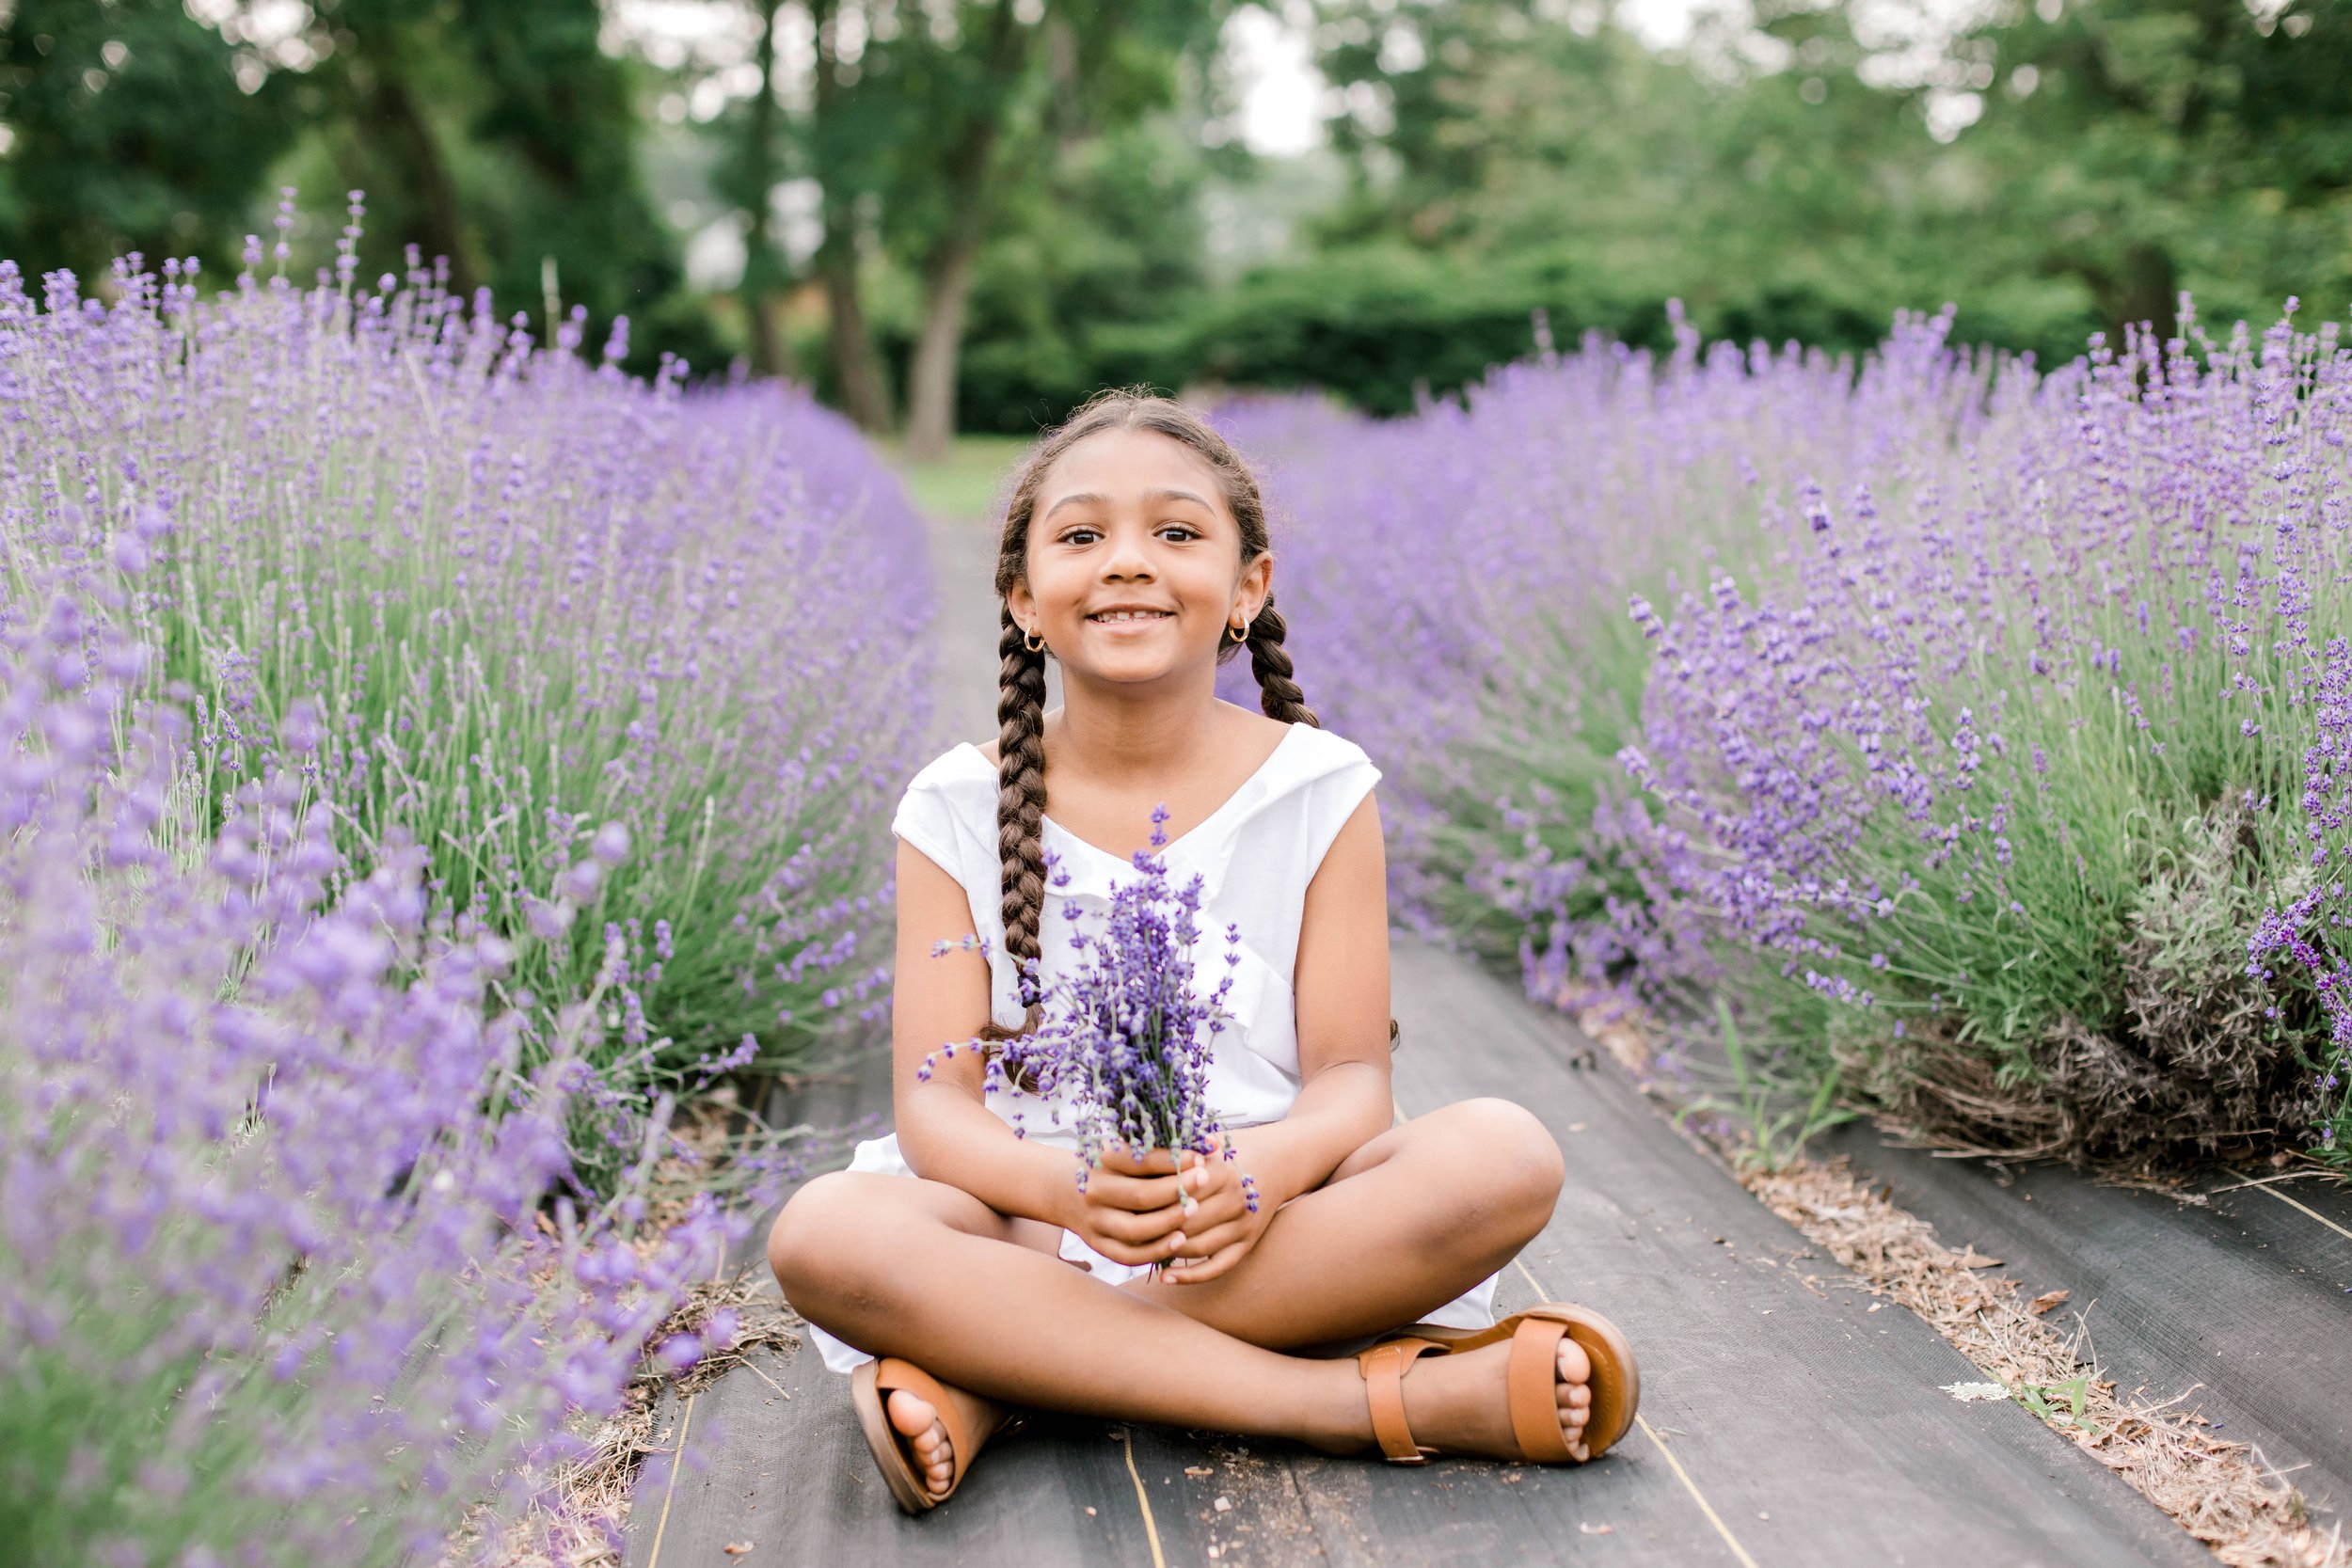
[955,722,1305,866]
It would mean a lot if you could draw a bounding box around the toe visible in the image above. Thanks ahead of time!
[886,1388,938,1440]
[920,1430,956,1495]
[885,1389,956,1495]
[1555,1338,1595,1445]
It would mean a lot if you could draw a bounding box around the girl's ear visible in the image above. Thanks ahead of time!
[1006,581,1035,624]
[1238,550,1274,611]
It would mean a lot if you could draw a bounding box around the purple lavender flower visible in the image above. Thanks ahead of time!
[925,806,1260,1212]
[0,220,932,1193]
[1228,302,2352,1166]
[0,603,749,1564]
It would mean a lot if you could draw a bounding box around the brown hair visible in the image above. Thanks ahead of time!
[977,388,1339,1060]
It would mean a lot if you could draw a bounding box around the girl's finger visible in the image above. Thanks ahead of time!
[1160,1215,1245,1262]
[1162,1238,1250,1285]
[1098,1201,1187,1248]
[1182,1187,1247,1231]
[1087,1170,1186,1212]
[1098,1146,1184,1179]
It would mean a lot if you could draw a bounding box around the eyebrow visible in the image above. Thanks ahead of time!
[1041,487,1216,523]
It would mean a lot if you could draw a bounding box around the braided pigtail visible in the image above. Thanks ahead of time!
[1239,596,1319,728]
[975,604,1049,1069]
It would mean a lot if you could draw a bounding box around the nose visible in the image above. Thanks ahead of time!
[1101,525,1155,580]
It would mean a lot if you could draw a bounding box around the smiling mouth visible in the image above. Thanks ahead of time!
[1087,610,1174,625]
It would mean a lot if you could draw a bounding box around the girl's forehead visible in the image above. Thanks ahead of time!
[1038,428,1231,515]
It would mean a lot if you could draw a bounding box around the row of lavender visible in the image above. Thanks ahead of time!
[1221,303,2351,1170]
[1,218,932,1562]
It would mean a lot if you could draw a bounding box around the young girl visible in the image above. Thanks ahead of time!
[767,390,1639,1513]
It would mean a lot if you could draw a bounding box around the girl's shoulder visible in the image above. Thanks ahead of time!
[899,739,998,813]
[890,742,999,879]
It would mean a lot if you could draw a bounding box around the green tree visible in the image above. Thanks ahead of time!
[809,0,898,430]
[264,0,683,343]
[712,0,798,379]
[0,0,295,285]
[1304,1,1960,350]
[951,115,1222,430]
[1942,0,2352,337]
[772,1,1233,453]
[1307,0,2345,357]
[4,0,698,370]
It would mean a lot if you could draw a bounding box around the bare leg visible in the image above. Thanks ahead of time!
[1120,1098,1565,1347]
[770,1099,1593,1497]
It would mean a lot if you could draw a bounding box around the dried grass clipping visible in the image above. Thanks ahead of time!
[1741,1151,2346,1568]
[436,1093,808,1568]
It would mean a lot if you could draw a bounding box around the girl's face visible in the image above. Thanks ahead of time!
[1008,427,1272,687]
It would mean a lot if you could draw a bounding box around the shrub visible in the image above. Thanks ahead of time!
[0,200,935,1187]
[1616,308,2345,1167]
[1212,310,1960,971]
[1226,302,2351,1170]
[0,591,739,1566]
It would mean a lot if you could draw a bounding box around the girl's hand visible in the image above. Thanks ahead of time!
[1059,1145,1195,1269]
[1157,1134,1274,1286]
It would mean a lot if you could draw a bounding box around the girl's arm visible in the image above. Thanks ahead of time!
[887,836,1078,1223]
[889,837,1196,1271]
[1226,790,1396,1207]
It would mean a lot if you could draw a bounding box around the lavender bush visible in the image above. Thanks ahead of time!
[1223,303,2350,1170]
[1210,310,1990,974]
[0,589,742,1566]
[921,807,1260,1211]
[0,193,935,1187]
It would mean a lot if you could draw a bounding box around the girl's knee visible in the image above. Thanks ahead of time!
[1440,1098,1565,1229]
[767,1171,889,1306]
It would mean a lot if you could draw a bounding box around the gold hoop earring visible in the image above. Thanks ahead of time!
[1228,611,1251,643]
[1023,623,1046,654]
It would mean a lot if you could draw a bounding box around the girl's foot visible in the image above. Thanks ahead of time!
[886,1384,1004,1498]
[886,1387,955,1497]
[1377,1334,1596,1461]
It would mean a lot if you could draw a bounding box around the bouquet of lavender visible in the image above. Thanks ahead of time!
[921,805,1261,1216]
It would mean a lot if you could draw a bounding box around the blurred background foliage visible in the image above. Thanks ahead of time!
[0,0,2343,441]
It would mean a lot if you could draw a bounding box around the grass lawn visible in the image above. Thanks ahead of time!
[877,434,1032,524]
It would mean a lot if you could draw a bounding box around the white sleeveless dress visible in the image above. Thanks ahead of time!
[806,721,1503,1374]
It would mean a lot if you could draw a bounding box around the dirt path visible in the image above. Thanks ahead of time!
[622,505,2209,1568]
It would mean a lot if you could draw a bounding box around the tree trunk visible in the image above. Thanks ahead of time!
[899,0,1035,461]
[810,0,893,431]
[818,222,893,433]
[2086,243,2180,349]
[2115,243,2179,346]
[742,0,795,379]
[751,290,792,382]
[904,229,984,462]
[362,65,483,295]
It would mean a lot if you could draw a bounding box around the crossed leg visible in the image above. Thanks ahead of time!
[768,1098,1593,1499]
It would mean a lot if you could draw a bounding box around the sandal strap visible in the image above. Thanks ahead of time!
[1505,1316,1578,1464]
[1357,1339,1441,1463]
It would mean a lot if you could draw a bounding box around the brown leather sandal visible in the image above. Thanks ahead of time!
[849,1356,1022,1513]
[1354,1303,1640,1465]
